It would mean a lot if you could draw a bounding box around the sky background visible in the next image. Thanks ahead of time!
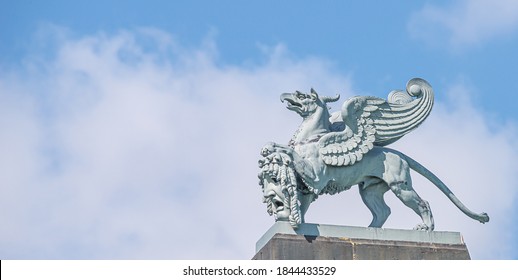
[1,0,517,259]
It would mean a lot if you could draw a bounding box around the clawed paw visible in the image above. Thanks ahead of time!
[413,224,431,231]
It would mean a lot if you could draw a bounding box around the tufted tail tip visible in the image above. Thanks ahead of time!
[479,212,490,223]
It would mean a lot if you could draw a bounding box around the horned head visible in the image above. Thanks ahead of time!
[280,88,340,117]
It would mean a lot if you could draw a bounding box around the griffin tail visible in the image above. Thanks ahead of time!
[398,152,490,224]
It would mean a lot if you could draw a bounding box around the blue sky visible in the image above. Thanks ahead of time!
[1,0,517,259]
[3,1,518,120]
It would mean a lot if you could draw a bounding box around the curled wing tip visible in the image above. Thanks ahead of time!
[338,78,434,148]
[406,78,433,97]
[388,90,413,104]
[321,78,434,164]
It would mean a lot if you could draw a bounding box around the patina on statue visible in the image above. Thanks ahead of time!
[258,78,489,231]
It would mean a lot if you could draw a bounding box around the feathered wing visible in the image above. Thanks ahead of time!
[319,78,434,166]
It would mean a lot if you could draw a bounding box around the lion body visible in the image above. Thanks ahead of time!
[293,143,434,230]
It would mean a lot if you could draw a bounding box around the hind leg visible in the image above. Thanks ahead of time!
[389,180,435,231]
[359,178,391,228]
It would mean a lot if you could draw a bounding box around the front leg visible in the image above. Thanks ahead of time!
[263,143,319,184]
[298,193,317,223]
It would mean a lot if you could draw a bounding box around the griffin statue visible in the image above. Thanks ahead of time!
[258,78,489,231]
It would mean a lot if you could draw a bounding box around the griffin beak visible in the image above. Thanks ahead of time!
[280,92,293,102]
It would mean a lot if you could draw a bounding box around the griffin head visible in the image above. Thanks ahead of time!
[280,88,340,117]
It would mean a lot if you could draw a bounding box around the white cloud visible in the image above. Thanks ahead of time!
[1,26,516,259]
[0,26,351,259]
[408,0,518,48]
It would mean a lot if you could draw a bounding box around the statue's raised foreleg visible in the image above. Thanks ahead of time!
[260,142,293,156]
[260,142,318,185]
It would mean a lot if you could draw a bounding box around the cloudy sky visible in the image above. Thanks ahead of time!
[1,0,517,260]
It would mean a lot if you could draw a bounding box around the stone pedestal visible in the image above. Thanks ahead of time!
[253,222,470,260]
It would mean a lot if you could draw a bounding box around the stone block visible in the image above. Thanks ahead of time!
[253,222,470,260]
